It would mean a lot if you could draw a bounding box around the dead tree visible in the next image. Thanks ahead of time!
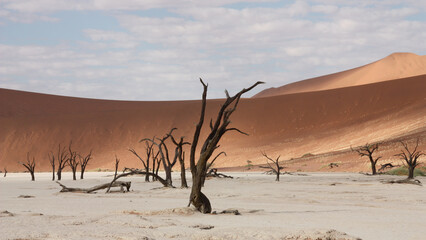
[152,149,161,181]
[79,150,92,179]
[259,152,284,181]
[169,134,190,188]
[48,152,55,181]
[56,144,69,181]
[395,140,424,179]
[141,128,178,187]
[68,142,79,180]
[189,79,263,213]
[114,155,120,179]
[20,153,36,181]
[352,143,381,175]
[129,139,155,182]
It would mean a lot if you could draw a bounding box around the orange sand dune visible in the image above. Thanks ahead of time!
[254,52,426,98]
[0,75,425,172]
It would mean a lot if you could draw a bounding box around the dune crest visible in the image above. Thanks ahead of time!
[254,52,426,98]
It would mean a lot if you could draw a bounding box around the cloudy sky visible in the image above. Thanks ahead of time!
[0,0,425,100]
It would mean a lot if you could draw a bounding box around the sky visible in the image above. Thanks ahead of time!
[0,0,425,100]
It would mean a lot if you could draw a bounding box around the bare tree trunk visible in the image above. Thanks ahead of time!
[370,157,377,175]
[169,134,190,188]
[155,156,161,180]
[48,152,55,181]
[20,153,36,181]
[188,79,263,213]
[79,150,92,179]
[67,142,79,181]
[180,153,188,188]
[190,165,211,213]
[408,165,415,179]
[56,144,69,181]
[51,163,55,180]
[114,155,120,179]
[152,150,159,181]
[161,141,173,186]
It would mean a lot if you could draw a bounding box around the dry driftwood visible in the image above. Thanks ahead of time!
[384,178,422,186]
[206,168,233,179]
[107,169,170,194]
[378,163,397,172]
[56,181,131,193]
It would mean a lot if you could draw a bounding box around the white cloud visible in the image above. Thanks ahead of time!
[83,29,139,49]
[1,0,278,13]
[0,1,425,100]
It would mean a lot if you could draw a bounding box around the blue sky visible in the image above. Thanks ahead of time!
[0,0,425,100]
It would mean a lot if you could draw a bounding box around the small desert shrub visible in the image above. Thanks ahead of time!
[301,153,314,158]
[320,161,341,169]
[246,160,253,169]
[386,166,425,177]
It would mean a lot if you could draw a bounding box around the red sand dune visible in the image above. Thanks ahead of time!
[1,74,425,172]
[254,52,426,98]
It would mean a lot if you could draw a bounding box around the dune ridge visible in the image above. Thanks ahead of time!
[1,74,425,172]
[254,52,426,98]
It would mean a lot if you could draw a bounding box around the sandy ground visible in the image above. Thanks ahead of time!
[1,172,425,240]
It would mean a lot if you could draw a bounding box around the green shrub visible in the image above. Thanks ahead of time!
[385,166,426,177]
[246,160,253,169]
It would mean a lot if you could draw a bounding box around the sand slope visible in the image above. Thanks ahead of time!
[1,74,425,172]
[254,52,426,98]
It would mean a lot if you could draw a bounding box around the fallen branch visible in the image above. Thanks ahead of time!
[206,168,233,179]
[56,181,131,193]
[106,169,171,193]
[378,163,398,172]
[383,178,422,186]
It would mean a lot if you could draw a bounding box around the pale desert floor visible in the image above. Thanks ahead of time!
[1,172,425,240]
